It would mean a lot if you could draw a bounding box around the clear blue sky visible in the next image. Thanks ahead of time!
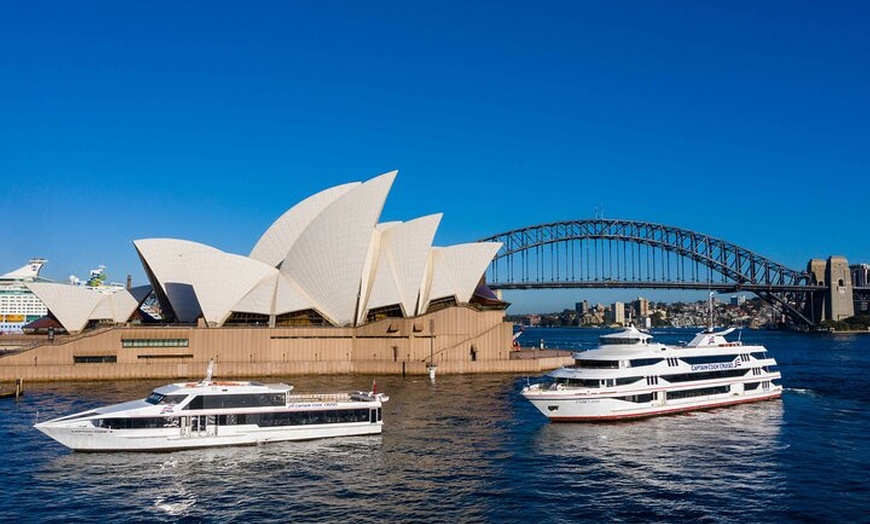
[2,1,868,314]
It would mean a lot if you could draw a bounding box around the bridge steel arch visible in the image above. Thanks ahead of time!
[479,219,824,328]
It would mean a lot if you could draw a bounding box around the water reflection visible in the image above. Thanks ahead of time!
[519,401,787,522]
[36,436,387,522]
[6,360,863,523]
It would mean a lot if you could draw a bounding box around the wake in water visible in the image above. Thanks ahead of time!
[784,387,819,397]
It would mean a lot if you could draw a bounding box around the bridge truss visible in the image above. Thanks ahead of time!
[479,219,825,327]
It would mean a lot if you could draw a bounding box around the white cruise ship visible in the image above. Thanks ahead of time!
[522,326,782,421]
[0,258,49,334]
[35,363,389,451]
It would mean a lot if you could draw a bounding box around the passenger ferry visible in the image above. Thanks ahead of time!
[522,326,782,421]
[34,363,389,451]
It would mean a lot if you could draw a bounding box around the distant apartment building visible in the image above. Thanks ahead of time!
[611,301,625,325]
[851,264,870,313]
[852,264,870,287]
[633,297,650,319]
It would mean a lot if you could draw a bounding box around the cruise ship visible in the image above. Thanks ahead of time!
[522,326,782,421]
[34,362,389,451]
[0,259,49,334]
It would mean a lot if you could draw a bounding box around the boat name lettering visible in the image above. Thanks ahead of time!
[290,402,339,408]
[691,357,742,372]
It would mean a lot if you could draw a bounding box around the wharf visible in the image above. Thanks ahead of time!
[0,378,24,399]
[0,325,574,383]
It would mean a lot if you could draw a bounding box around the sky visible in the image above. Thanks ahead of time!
[2,1,868,314]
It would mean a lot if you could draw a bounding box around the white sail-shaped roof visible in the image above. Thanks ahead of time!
[420,242,502,313]
[134,239,222,323]
[26,283,107,333]
[180,252,276,326]
[363,214,442,320]
[272,274,316,316]
[22,171,505,333]
[128,171,501,329]
[250,182,360,268]
[232,272,279,315]
[355,225,385,325]
[280,171,397,326]
[89,289,140,324]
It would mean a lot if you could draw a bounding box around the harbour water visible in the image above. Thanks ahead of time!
[1,328,867,523]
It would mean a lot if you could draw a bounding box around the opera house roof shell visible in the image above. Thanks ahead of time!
[29,171,501,332]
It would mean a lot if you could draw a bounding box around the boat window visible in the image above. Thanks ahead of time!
[574,359,620,369]
[146,392,164,405]
[146,393,188,405]
[750,351,768,360]
[666,385,729,400]
[628,358,664,368]
[554,377,602,388]
[614,393,654,403]
[243,409,372,427]
[183,393,286,410]
[744,382,761,391]
[615,376,644,386]
[600,337,645,346]
[96,417,179,429]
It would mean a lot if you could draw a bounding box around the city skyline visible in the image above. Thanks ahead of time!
[3,2,868,314]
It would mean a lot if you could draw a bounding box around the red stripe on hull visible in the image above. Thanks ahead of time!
[548,391,782,422]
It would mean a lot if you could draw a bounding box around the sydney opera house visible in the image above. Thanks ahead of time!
[2,172,568,381]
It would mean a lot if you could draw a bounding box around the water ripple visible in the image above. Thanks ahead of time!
[2,330,869,522]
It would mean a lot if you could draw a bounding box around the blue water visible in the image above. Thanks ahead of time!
[1,328,867,523]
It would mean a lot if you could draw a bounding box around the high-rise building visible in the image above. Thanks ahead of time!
[612,301,625,325]
[851,264,870,287]
[633,297,649,319]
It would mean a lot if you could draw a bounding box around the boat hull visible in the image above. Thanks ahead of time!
[522,387,782,422]
[35,419,383,452]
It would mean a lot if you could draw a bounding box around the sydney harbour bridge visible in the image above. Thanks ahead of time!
[479,219,869,329]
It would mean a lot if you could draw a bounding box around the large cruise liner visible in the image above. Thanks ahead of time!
[0,259,49,334]
[522,325,782,421]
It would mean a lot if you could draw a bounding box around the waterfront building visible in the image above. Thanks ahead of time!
[3,171,570,381]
